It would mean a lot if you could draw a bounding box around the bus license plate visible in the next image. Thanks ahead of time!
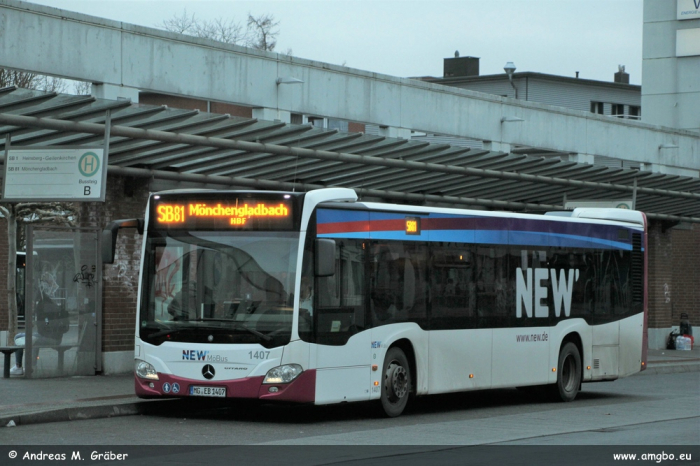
[189,386,226,398]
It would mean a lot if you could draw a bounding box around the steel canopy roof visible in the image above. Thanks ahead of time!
[1,86,698,223]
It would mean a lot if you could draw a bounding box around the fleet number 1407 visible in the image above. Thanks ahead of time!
[249,351,270,360]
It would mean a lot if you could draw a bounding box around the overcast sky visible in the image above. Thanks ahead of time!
[27,0,644,85]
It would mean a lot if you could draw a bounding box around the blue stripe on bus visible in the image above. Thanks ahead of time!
[318,228,633,250]
[317,209,639,250]
[317,209,368,223]
[508,231,633,250]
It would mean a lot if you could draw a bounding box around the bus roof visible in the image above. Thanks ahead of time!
[330,200,645,229]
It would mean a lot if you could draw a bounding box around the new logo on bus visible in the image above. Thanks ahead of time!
[516,268,580,318]
[183,350,209,361]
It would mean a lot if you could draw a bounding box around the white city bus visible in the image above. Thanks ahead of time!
[104,188,647,417]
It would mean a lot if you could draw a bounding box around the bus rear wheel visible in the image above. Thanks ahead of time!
[380,347,411,417]
[552,342,581,402]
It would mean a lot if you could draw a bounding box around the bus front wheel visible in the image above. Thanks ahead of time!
[380,347,411,417]
[552,342,581,402]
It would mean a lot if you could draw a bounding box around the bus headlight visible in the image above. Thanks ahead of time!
[263,364,303,384]
[135,360,159,380]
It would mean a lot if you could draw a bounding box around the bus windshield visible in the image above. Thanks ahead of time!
[140,230,299,348]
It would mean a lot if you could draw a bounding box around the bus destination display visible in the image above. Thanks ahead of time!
[153,199,294,230]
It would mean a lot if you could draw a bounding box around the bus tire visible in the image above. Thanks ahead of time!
[380,347,411,417]
[552,342,581,402]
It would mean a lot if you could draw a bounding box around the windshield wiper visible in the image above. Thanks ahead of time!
[233,323,271,341]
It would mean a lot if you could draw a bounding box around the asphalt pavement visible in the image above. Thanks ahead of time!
[1,347,698,429]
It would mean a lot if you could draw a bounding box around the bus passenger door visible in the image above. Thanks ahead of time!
[312,238,372,404]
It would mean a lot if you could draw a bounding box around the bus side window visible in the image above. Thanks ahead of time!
[315,239,366,345]
[371,245,397,323]
[596,249,627,317]
[430,243,475,330]
[370,241,428,328]
[475,246,510,327]
[613,250,632,315]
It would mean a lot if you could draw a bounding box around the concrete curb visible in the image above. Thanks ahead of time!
[1,399,175,428]
[638,362,700,376]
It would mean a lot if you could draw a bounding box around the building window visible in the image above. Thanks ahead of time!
[628,106,640,120]
[591,102,641,120]
[327,119,349,132]
[307,116,326,128]
[612,104,625,118]
[591,101,604,115]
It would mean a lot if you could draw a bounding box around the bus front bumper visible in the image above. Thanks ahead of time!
[134,369,316,403]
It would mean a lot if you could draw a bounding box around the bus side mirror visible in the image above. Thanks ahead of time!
[102,228,116,264]
[315,239,336,277]
[102,219,144,264]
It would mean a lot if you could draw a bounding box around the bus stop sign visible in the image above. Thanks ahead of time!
[2,147,106,202]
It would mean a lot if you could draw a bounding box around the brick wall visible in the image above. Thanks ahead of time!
[348,122,366,133]
[671,224,699,328]
[210,101,253,118]
[647,221,674,329]
[91,176,151,352]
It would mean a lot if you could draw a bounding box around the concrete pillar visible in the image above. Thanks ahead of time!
[252,108,291,123]
[640,163,699,177]
[91,84,140,102]
[378,126,412,140]
[483,141,511,153]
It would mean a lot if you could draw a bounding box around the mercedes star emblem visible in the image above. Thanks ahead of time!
[202,364,215,380]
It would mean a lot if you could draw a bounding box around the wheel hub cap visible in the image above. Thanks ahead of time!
[387,362,408,400]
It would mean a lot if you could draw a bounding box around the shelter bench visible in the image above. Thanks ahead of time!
[0,344,75,377]
[0,346,21,378]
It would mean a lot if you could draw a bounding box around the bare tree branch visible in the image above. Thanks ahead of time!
[160,9,198,35]
[195,17,245,44]
[246,13,279,51]
[73,80,92,95]
[0,68,36,89]
[0,68,68,92]
[159,10,279,51]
